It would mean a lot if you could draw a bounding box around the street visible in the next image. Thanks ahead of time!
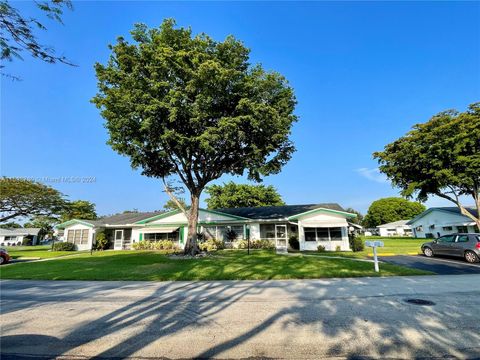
[1,276,480,359]
[381,255,480,275]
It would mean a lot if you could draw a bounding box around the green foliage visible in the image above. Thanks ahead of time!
[317,245,326,252]
[0,0,74,79]
[199,238,225,252]
[335,245,341,252]
[288,235,299,250]
[363,197,426,228]
[345,208,363,225]
[225,229,239,242]
[0,222,21,229]
[0,177,67,223]
[24,216,56,239]
[349,234,364,252]
[132,240,180,251]
[52,242,76,251]
[22,237,32,246]
[92,19,297,254]
[94,232,110,251]
[374,103,480,227]
[163,198,188,211]
[234,239,275,250]
[205,182,285,209]
[60,200,97,222]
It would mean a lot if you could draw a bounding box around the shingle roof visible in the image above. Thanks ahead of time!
[407,206,478,225]
[0,228,41,236]
[376,220,410,228]
[216,203,347,220]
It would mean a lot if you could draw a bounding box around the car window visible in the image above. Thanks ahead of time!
[438,235,456,243]
[457,235,469,243]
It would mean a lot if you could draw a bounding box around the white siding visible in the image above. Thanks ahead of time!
[410,210,477,238]
[297,212,350,251]
[63,224,95,251]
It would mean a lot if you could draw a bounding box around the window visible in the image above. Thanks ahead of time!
[457,226,468,233]
[387,228,396,232]
[81,229,89,245]
[438,235,455,243]
[442,226,453,231]
[227,226,243,242]
[4,236,17,242]
[144,231,179,241]
[457,235,469,243]
[429,224,435,230]
[316,228,329,241]
[330,228,343,241]
[304,228,317,242]
[67,230,74,242]
[416,226,423,232]
[74,230,82,245]
[260,224,276,240]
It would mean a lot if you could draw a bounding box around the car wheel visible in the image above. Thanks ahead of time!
[423,247,434,257]
[0,256,5,265]
[464,251,479,264]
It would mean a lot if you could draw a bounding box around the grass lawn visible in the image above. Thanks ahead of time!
[4,245,86,260]
[0,249,432,281]
[303,237,427,258]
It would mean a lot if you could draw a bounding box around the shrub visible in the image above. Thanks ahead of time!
[317,245,326,252]
[52,242,76,251]
[335,245,341,252]
[349,233,364,252]
[95,232,110,250]
[22,238,32,246]
[199,238,224,252]
[225,229,238,242]
[288,235,299,250]
[234,239,275,250]
[132,240,179,251]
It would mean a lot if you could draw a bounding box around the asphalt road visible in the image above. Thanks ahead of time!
[1,276,480,359]
[381,255,480,275]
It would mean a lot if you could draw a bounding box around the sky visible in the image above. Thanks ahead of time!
[1,1,479,216]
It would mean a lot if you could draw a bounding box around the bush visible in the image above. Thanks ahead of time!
[95,232,110,250]
[335,245,341,252]
[349,233,364,252]
[225,229,238,242]
[317,245,326,252]
[288,236,299,250]
[22,238,32,246]
[132,240,179,251]
[52,242,76,251]
[233,239,275,250]
[199,238,225,252]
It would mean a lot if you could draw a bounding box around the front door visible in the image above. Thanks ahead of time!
[275,225,288,248]
[114,230,124,250]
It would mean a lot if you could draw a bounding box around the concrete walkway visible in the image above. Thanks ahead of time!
[1,275,480,359]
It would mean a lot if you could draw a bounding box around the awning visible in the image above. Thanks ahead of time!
[141,227,179,234]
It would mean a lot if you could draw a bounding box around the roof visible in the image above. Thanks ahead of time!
[216,203,349,220]
[407,207,479,225]
[0,228,41,236]
[56,211,165,228]
[376,220,411,228]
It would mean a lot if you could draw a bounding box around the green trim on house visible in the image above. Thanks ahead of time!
[287,208,357,220]
[139,233,143,241]
[179,226,185,244]
[134,209,182,224]
[55,219,95,229]
[201,208,250,220]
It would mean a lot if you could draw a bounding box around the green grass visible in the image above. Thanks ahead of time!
[0,250,432,281]
[4,245,85,259]
[302,237,427,258]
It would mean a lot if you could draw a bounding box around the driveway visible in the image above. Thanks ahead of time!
[381,255,480,275]
[1,276,480,359]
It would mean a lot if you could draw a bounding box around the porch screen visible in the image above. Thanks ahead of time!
[260,224,275,240]
[303,227,344,241]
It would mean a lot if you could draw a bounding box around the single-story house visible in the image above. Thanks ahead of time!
[0,228,41,246]
[55,203,356,251]
[376,220,412,237]
[407,207,479,238]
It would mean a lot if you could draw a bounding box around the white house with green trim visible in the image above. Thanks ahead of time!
[55,203,356,251]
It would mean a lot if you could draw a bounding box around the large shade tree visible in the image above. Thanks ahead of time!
[374,103,480,229]
[59,200,97,223]
[205,181,285,209]
[363,197,426,228]
[92,20,297,254]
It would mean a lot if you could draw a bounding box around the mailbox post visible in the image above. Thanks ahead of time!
[365,240,384,272]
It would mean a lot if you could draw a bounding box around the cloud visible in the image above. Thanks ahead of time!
[356,167,389,183]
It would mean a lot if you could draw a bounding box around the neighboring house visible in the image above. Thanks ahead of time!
[407,207,479,239]
[0,228,41,246]
[55,203,356,251]
[376,220,412,237]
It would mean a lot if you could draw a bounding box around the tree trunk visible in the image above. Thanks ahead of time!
[184,191,201,256]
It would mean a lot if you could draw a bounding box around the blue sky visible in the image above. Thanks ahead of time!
[2,1,479,215]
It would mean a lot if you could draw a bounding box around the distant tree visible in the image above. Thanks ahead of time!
[0,177,66,223]
[163,198,188,212]
[24,216,56,239]
[122,209,139,214]
[345,208,364,225]
[363,197,426,228]
[205,182,285,209]
[92,19,297,255]
[0,221,21,229]
[374,103,480,229]
[60,200,97,222]
[0,0,74,78]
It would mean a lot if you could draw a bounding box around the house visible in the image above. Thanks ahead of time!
[55,203,356,251]
[376,220,412,237]
[0,228,41,246]
[406,207,479,238]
